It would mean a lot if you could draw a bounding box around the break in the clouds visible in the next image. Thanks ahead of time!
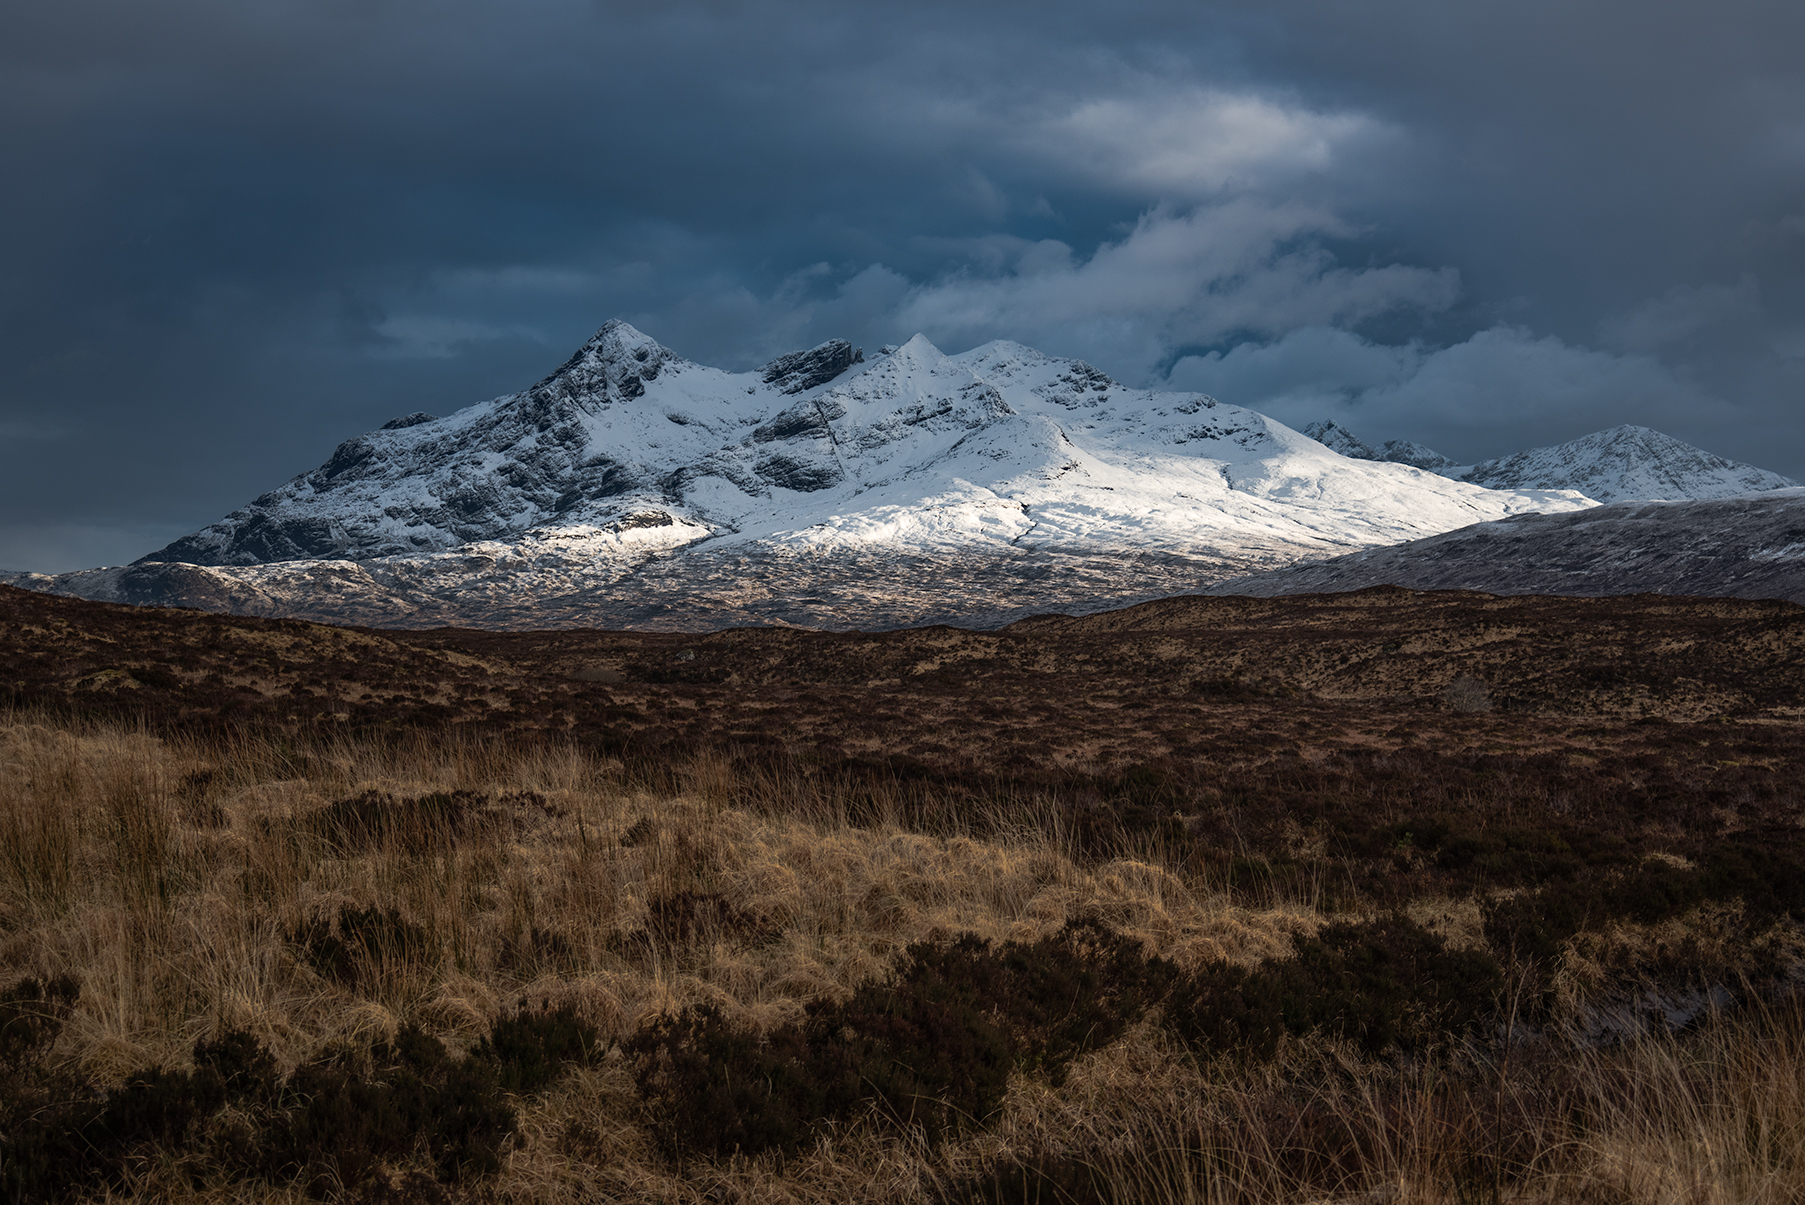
[4,0,1805,569]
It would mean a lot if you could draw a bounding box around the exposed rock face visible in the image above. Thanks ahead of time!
[1303,420,1377,460]
[1376,439,1459,472]
[144,321,700,566]
[380,412,438,430]
[7,545,1299,631]
[1208,489,1805,604]
[761,339,864,394]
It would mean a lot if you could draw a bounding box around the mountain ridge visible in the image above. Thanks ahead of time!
[17,320,1798,629]
[0,319,1610,629]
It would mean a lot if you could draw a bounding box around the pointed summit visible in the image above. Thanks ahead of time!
[1376,439,1458,472]
[524,319,690,410]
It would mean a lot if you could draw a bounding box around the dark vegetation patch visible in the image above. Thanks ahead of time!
[628,919,1176,1159]
[644,889,783,950]
[0,981,596,1203]
[628,915,1505,1160]
[304,788,532,855]
[290,905,434,989]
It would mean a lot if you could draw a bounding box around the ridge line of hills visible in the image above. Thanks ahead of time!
[4,319,1800,628]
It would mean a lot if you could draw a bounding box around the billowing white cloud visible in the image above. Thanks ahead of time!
[886,202,1458,373]
[1042,86,1385,198]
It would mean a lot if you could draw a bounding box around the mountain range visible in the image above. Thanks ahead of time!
[5,320,1797,628]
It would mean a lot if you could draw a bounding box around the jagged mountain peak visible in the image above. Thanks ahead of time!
[1376,439,1458,472]
[522,318,693,408]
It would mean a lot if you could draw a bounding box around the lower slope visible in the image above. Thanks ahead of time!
[3,539,1326,631]
[1209,488,1805,604]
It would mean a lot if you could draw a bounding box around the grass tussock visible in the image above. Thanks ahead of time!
[0,710,1801,1204]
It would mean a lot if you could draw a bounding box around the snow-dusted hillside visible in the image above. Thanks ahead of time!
[1305,420,1795,504]
[15,321,1599,629]
[147,321,1587,564]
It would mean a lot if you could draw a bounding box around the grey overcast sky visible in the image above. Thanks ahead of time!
[4,0,1805,570]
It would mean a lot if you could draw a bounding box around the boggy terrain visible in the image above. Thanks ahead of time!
[1,582,1804,1203]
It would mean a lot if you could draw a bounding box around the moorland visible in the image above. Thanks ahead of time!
[1,581,1803,1203]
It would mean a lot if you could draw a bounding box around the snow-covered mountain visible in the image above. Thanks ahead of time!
[11,321,1597,629]
[1304,420,1796,504]
[1207,488,1805,605]
[1460,426,1796,502]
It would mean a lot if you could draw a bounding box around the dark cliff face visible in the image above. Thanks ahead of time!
[761,340,863,394]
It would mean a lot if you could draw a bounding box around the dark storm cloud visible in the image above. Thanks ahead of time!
[3,0,1804,569]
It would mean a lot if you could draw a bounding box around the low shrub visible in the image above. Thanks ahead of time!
[645,889,782,950]
[475,1003,599,1095]
[1169,915,1503,1060]
[629,1004,837,1160]
[1278,915,1503,1054]
[264,1027,517,1190]
[1165,958,1286,1062]
[291,905,433,988]
[0,1006,588,1202]
[0,974,79,1072]
[629,920,1168,1159]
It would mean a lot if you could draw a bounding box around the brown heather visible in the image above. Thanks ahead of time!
[0,711,1799,1204]
[2,583,1805,1202]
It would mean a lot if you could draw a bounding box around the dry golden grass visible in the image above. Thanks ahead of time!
[1,710,1802,1204]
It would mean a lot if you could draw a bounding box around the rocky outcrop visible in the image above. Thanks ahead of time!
[761,339,863,394]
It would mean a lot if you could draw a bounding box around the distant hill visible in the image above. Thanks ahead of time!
[1303,420,1797,503]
